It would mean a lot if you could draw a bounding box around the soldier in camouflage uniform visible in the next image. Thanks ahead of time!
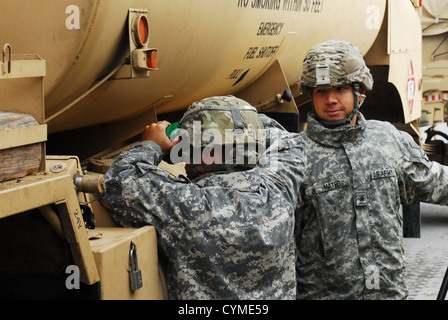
[101,95,305,299]
[296,39,448,299]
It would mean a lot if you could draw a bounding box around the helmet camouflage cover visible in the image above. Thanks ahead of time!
[179,95,264,172]
[301,39,373,91]
[180,95,264,147]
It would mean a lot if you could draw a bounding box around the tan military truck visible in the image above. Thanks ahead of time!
[0,0,423,299]
[419,1,448,165]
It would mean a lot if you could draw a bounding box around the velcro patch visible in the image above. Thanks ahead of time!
[371,168,395,179]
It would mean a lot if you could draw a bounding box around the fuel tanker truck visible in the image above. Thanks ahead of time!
[420,0,448,165]
[0,0,423,299]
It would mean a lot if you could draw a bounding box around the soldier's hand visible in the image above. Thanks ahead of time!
[141,121,180,155]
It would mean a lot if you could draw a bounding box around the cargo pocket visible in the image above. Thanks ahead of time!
[305,172,352,258]
[368,164,402,244]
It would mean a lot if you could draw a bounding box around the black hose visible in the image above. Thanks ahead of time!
[425,127,448,144]
[437,266,448,300]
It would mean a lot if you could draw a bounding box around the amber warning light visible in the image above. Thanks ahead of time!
[147,50,158,69]
[130,11,158,72]
[133,14,149,47]
[132,48,158,71]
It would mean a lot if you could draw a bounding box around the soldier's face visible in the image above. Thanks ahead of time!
[312,85,361,125]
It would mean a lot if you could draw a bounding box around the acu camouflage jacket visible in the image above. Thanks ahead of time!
[296,112,448,299]
[101,115,305,300]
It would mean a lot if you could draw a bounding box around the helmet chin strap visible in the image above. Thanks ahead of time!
[312,83,366,128]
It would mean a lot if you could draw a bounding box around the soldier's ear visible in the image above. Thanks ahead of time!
[358,88,366,102]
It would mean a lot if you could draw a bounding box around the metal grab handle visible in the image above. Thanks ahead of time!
[3,43,12,74]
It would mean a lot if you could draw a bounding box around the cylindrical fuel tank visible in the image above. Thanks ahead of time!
[0,0,386,133]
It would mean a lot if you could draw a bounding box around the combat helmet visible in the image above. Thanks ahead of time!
[301,39,374,127]
[178,95,264,178]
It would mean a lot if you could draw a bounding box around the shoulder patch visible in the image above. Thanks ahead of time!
[408,141,430,163]
[419,146,430,162]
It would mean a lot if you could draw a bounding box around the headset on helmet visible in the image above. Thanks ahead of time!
[300,39,374,127]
